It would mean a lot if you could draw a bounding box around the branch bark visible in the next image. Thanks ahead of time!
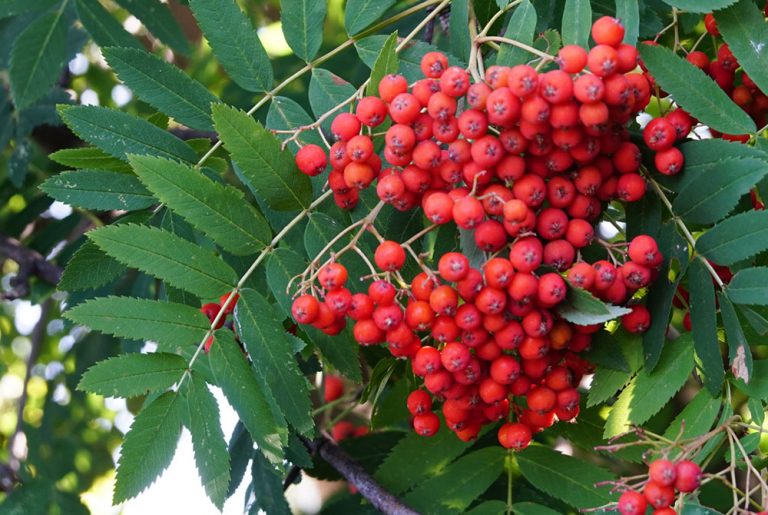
[0,234,62,300]
[300,436,420,515]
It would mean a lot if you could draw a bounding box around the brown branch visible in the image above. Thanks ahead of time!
[300,436,420,515]
[0,234,62,300]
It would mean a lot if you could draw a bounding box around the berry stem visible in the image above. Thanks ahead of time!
[476,36,556,62]
[506,449,514,515]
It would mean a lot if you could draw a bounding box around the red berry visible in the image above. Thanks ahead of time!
[498,422,532,450]
[674,460,702,493]
[592,16,625,47]
[420,51,448,78]
[330,112,361,141]
[324,375,344,402]
[295,144,327,176]
[621,305,651,333]
[292,295,320,324]
[644,481,675,509]
[374,240,406,271]
[649,459,677,487]
[413,412,440,436]
[618,490,647,515]
[378,74,408,103]
[406,389,432,415]
[557,44,588,73]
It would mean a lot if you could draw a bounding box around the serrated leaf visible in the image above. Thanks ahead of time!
[250,452,291,515]
[727,267,768,305]
[375,428,473,495]
[59,241,125,291]
[40,169,156,211]
[660,0,737,13]
[345,0,396,35]
[467,501,509,515]
[587,366,632,407]
[9,2,68,109]
[696,210,768,265]
[672,158,767,225]
[226,422,253,498]
[235,289,313,436]
[113,0,190,55]
[65,296,210,346]
[266,96,325,151]
[606,336,694,436]
[309,68,356,135]
[184,373,230,509]
[716,1,768,99]
[212,104,312,211]
[638,44,755,135]
[663,389,721,446]
[688,259,724,395]
[556,287,631,325]
[49,147,130,171]
[188,0,272,92]
[58,105,197,163]
[208,330,286,462]
[497,0,537,67]
[516,446,615,509]
[114,391,183,502]
[513,503,561,515]
[280,0,326,62]
[79,353,186,397]
[732,359,768,398]
[104,47,220,131]
[561,0,591,48]
[616,0,639,46]
[75,0,141,49]
[129,155,270,255]
[89,224,237,298]
[355,36,466,83]
[404,447,505,514]
[582,330,631,371]
[742,305,768,335]
[719,292,753,383]
[367,32,399,97]
[449,0,471,63]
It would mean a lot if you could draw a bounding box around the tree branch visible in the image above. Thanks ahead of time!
[0,234,62,300]
[300,436,419,515]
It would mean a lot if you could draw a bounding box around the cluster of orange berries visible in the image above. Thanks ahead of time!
[289,17,672,447]
[617,458,702,514]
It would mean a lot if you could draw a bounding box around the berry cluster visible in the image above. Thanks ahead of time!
[199,293,240,352]
[617,459,702,514]
[291,16,668,447]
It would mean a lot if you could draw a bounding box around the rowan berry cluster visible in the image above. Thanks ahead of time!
[199,293,240,352]
[617,458,702,514]
[291,16,669,447]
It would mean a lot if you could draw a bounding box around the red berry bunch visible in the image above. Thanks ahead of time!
[617,459,702,514]
[291,16,668,447]
[199,292,240,352]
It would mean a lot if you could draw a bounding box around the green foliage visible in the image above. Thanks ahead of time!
[449,0,472,63]
[696,210,768,265]
[660,0,738,13]
[638,44,756,134]
[497,0,537,67]
[280,0,327,62]
[356,36,466,83]
[716,0,768,98]
[78,353,186,397]
[74,0,141,49]
[727,267,768,305]
[688,259,724,394]
[58,241,126,291]
[309,68,356,134]
[556,287,631,325]
[367,32,400,96]
[718,292,753,382]
[561,0,591,48]
[616,0,639,45]
[40,169,155,211]
[345,0,396,35]
[113,0,190,55]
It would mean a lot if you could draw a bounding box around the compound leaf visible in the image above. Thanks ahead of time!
[79,353,186,398]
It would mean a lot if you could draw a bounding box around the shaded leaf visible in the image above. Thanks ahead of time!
[513,503,561,515]
[75,0,141,49]
[79,353,186,397]
[280,0,326,62]
[561,0,591,48]
[696,210,768,265]
[663,389,722,458]
[727,267,768,305]
[556,287,631,325]
[226,422,253,498]
[732,360,768,398]
[496,0,537,67]
[719,292,753,382]
[616,0,639,46]
[309,68,356,135]
[345,0,396,35]
[688,259,724,395]
[250,453,291,514]
[449,0,472,63]
[715,0,768,98]
[266,96,325,151]
[367,32,399,97]
[355,36,465,83]
[660,0,737,13]
[113,0,190,55]
[40,169,155,211]
[49,146,131,171]
[59,241,125,291]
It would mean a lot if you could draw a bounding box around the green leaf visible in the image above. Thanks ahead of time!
[672,158,767,225]
[79,353,186,397]
[58,105,197,163]
[616,0,639,46]
[449,0,472,63]
[9,2,68,109]
[582,330,631,372]
[59,241,125,291]
[114,391,184,502]
[742,305,768,335]
[375,426,473,495]
[103,47,221,131]
[516,446,615,509]
[345,0,396,35]
[88,224,237,298]
[367,32,399,97]
[266,96,325,151]
[188,0,272,92]
[355,36,465,83]
[469,501,510,515]
[226,422,253,498]
[715,1,768,99]
[129,155,270,255]
[250,453,291,515]
[696,210,768,265]
[513,503,563,515]
[719,292,753,383]
[113,0,190,55]
[40,169,155,211]
[663,389,721,451]
[727,267,768,305]
[588,366,632,407]
[75,0,141,49]
[212,104,312,211]
[280,0,326,62]
[606,336,695,436]
[309,68,356,135]
[65,296,210,346]
[49,146,131,171]
[688,259,724,395]
[561,0,591,48]
[184,373,230,509]
[235,289,313,435]
[660,0,737,13]
[209,330,286,462]
[638,44,755,135]
[0,0,57,18]
[497,0,538,67]
[732,360,768,398]
[556,287,631,325]
[404,447,505,514]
